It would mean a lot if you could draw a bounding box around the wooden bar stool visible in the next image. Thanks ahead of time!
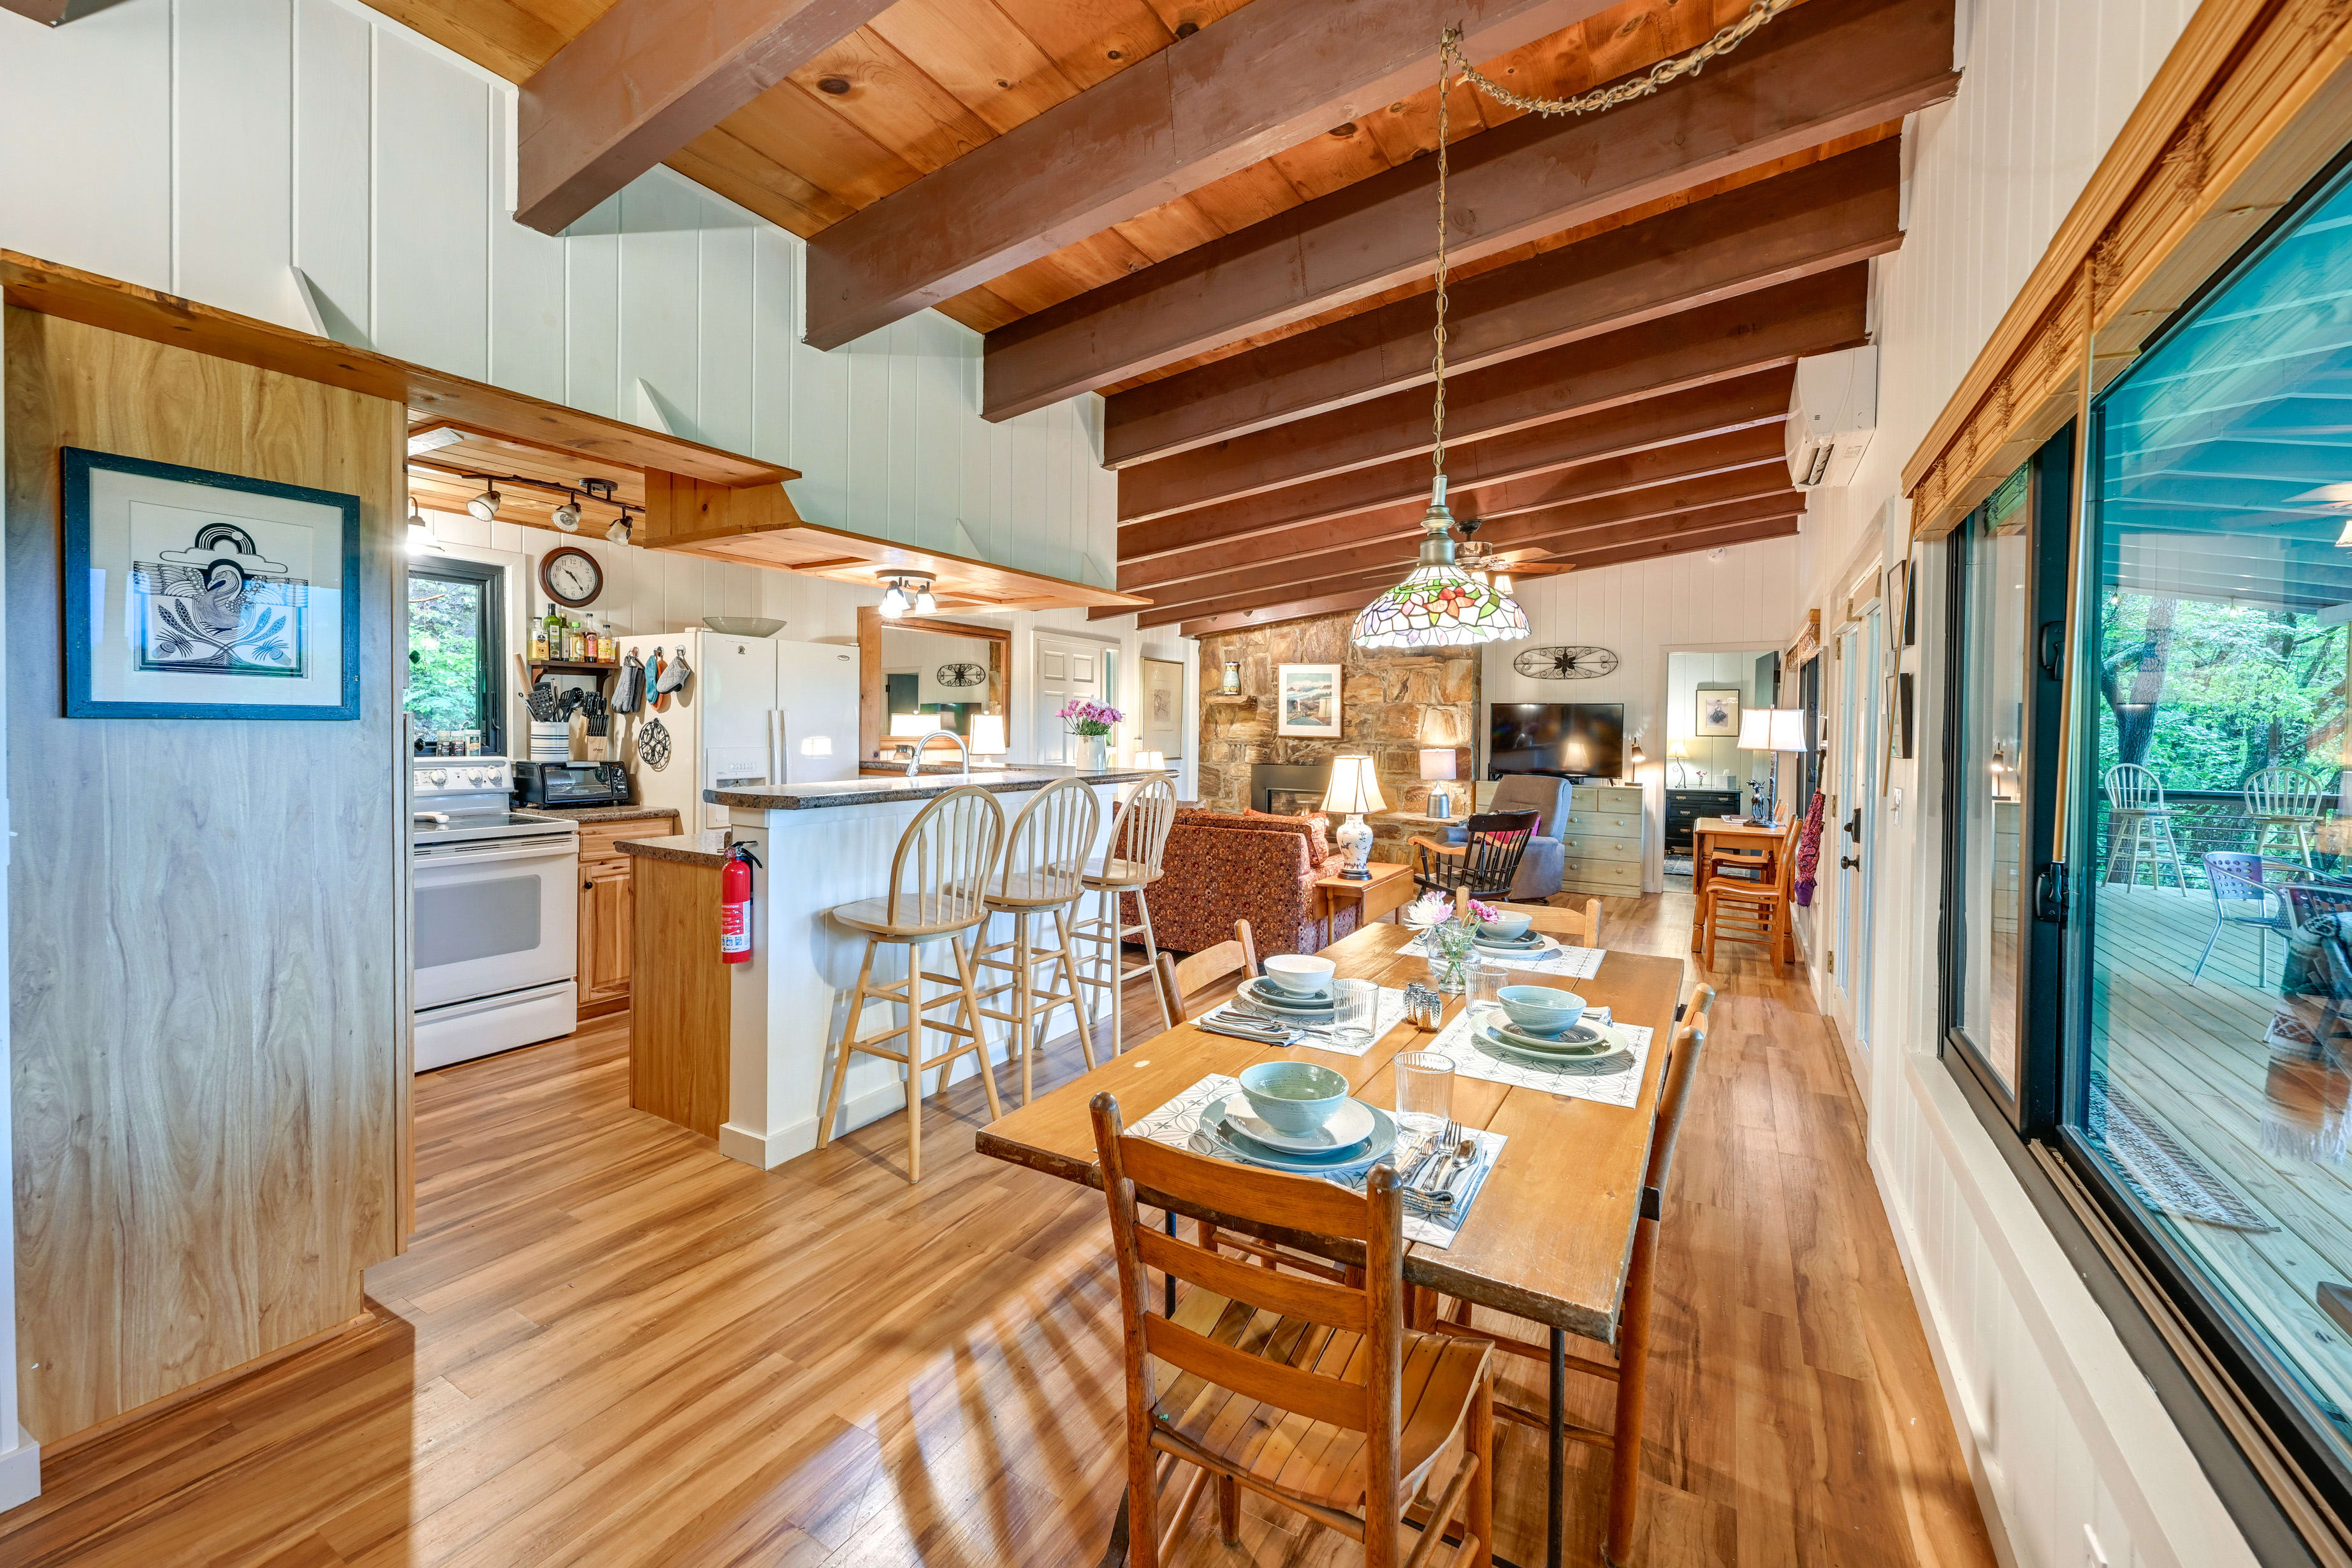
[814,785,1006,1182]
[1074,774,1179,1058]
[2103,762,2188,891]
[971,776,1101,1105]
[2246,767,2325,869]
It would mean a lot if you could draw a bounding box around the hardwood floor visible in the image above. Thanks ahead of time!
[0,891,1997,1568]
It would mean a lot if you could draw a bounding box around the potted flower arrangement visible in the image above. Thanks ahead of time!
[1402,891,1500,993]
[1057,697,1123,771]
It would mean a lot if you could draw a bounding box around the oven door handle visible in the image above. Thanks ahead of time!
[416,838,577,866]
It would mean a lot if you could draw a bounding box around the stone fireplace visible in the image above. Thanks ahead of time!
[1249,762,1332,817]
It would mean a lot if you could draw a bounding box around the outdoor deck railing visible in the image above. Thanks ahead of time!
[2093,788,2341,889]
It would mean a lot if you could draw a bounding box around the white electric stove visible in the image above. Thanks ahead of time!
[410,757,579,1071]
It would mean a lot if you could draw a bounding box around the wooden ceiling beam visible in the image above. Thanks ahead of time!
[1108,491,1805,621]
[799,0,1628,350]
[1103,141,1903,467]
[983,0,1956,419]
[514,0,898,235]
[1120,458,1794,594]
[1149,511,1802,629]
[1116,266,1864,523]
[1115,367,1794,559]
[1119,425,1785,569]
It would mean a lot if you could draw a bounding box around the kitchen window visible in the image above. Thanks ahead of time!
[407,559,504,755]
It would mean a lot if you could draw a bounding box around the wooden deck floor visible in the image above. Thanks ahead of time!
[2090,882,2352,1423]
[0,892,1996,1568]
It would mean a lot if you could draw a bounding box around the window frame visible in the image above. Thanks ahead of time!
[405,556,505,756]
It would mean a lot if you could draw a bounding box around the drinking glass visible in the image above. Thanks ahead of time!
[1330,978,1379,1050]
[1466,958,1507,1013]
[1393,1050,1456,1138]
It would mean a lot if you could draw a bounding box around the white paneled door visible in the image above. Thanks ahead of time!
[1033,632,1105,766]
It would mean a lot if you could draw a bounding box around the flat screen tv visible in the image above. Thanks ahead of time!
[1488,702,1623,781]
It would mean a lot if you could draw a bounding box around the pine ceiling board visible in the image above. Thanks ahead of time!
[868,0,1080,134]
[988,0,1179,92]
[1265,122,1404,205]
[719,85,927,212]
[666,134,853,238]
[1107,196,1228,266]
[788,27,1001,175]
[1136,0,1255,31]
[934,287,1024,333]
[359,0,565,78]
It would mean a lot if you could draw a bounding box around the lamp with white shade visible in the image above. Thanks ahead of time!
[1737,707,1775,822]
[968,714,1007,759]
[1418,746,1458,820]
[1321,755,1388,880]
[889,712,941,738]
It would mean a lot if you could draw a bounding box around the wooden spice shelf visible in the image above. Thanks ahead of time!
[530,660,618,678]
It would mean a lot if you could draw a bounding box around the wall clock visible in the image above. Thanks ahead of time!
[539,546,603,607]
[936,660,989,688]
[1514,644,1619,679]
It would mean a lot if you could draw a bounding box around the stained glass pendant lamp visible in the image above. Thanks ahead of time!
[1351,482,1529,647]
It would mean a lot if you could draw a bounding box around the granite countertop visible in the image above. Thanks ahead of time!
[616,830,733,867]
[859,760,1020,776]
[514,805,682,825]
[709,767,1151,811]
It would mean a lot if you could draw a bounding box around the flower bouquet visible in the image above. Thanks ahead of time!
[1057,697,1124,769]
[1401,891,1500,993]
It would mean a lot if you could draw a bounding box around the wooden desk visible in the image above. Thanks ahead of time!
[1312,857,1418,925]
[1689,817,1796,962]
[977,920,1684,1568]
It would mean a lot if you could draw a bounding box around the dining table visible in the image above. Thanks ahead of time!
[975,918,1686,1568]
[1688,814,1797,962]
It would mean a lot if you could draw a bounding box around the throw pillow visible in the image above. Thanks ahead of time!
[1245,808,1331,864]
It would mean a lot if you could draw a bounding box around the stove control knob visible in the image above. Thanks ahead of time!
[429,769,447,786]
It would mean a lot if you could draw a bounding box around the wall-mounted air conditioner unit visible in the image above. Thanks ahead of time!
[1786,345,1878,489]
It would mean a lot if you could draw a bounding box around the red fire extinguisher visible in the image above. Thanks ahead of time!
[721,844,760,964]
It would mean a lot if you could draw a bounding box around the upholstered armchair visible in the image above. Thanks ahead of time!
[1446,774,1571,900]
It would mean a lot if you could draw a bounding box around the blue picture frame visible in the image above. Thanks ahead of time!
[61,447,363,721]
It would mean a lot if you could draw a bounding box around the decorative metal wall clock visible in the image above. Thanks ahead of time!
[1513,645,1619,679]
[936,660,989,688]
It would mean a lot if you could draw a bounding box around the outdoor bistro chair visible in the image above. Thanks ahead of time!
[2193,852,2298,987]
[2103,763,2189,892]
[2246,767,2328,869]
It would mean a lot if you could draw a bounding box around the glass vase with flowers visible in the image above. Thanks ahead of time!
[1401,891,1500,993]
[1057,698,1124,771]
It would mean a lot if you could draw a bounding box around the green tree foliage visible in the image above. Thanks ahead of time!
[406,574,484,736]
[2097,592,2346,788]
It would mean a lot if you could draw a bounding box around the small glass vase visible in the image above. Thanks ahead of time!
[1084,732,1109,771]
[1423,927,1476,994]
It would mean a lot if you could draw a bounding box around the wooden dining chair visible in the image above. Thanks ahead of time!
[1076,775,1181,1058]
[1411,810,1539,903]
[973,776,1101,1104]
[1433,984,1714,1568]
[1487,897,1602,948]
[1089,1091,1496,1568]
[815,785,1006,1182]
[1699,827,1791,970]
[2246,767,2325,869]
[2103,762,2188,892]
[1151,920,1259,1026]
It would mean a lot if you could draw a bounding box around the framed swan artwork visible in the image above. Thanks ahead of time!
[61,447,362,720]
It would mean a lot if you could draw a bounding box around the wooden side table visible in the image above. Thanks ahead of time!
[1313,859,1418,926]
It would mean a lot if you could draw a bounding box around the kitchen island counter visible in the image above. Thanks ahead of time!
[708,766,1149,813]
[709,769,1151,1168]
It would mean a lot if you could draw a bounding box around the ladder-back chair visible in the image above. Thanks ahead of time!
[815,786,1006,1182]
[1090,1092,1495,1568]
[1435,985,1715,1568]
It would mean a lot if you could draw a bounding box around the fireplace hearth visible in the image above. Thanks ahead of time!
[1249,762,1332,815]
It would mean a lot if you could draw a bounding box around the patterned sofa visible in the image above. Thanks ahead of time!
[1126,809,1364,958]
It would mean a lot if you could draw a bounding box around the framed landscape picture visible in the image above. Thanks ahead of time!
[1140,657,1184,757]
[62,447,361,720]
[1694,686,1741,737]
[1275,663,1342,738]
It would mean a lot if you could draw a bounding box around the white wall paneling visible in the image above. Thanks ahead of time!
[1786,0,2260,1563]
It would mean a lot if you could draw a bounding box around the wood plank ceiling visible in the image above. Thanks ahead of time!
[366,0,1959,632]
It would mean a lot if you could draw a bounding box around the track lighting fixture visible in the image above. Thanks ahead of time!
[467,483,502,521]
[551,494,581,532]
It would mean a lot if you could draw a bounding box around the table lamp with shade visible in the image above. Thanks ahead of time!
[1321,755,1387,880]
[1418,746,1458,820]
[1667,737,1691,788]
[1736,707,1775,821]
[967,713,1007,762]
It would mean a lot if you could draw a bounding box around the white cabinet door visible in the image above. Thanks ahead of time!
[1032,633,1101,765]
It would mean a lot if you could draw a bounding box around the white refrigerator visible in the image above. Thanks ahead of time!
[619,633,859,829]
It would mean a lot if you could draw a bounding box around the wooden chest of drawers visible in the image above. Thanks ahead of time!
[1560,784,1644,895]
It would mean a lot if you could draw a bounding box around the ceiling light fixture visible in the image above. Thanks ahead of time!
[405,495,444,555]
[551,493,581,532]
[467,483,502,521]
[879,583,908,618]
[876,570,937,619]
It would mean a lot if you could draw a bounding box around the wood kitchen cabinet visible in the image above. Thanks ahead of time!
[576,816,676,1017]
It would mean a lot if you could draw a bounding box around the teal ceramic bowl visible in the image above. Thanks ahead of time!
[1478,912,1533,940]
[1497,985,1585,1036]
[1237,1060,1351,1135]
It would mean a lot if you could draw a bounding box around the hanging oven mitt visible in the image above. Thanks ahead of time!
[649,648,671,711]
[656,645,693,696]
[613,651,646,715]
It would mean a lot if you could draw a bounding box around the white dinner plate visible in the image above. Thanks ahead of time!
[1217,1093,1377,1153]
[1240,976,1336,1015]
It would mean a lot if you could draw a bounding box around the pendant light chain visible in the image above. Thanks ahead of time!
[1431,53,1451,494]
[1437,0,1796,122]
